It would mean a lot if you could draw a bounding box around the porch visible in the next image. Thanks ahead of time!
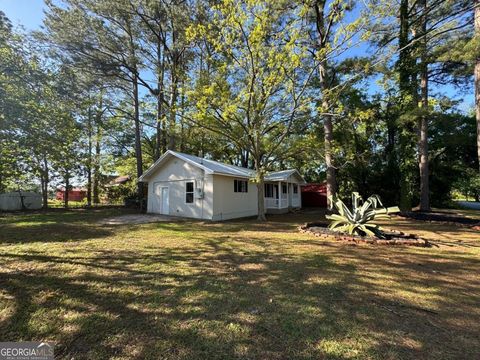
[264,181,301,213]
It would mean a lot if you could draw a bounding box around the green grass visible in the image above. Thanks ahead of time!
[0,208,479,359]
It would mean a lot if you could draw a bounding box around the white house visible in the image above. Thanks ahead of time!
[138,150,305,221]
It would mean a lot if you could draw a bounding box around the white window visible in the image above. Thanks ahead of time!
[293,184,298,194]
[185,181,194,203]
[234,179,248,193]
[282,184,287,194]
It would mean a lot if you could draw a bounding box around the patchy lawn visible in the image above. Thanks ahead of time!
[0,208,479,359]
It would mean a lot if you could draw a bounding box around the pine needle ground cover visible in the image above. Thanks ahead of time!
[0,208,479,359]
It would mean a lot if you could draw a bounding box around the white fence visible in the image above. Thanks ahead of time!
[0,192,42,211]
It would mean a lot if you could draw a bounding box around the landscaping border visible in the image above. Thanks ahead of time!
[299,223,430,247]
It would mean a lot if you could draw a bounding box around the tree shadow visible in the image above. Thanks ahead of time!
[0,223,114,244]
[1,235,479,359]
[0,208,137,226]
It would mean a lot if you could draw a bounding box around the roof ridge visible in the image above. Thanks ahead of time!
[171,151,253,172]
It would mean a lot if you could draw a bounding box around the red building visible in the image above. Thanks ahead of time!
[56,188,87,202]
[301,183,327,207]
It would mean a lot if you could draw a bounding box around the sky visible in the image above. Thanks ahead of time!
[1,0,45,30]
[0,0,474,113]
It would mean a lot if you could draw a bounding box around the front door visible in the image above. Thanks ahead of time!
[161,187,169,214]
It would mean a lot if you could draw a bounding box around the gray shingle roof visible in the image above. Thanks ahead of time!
[139,150,304,183]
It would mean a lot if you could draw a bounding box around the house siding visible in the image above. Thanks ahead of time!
[143,151,304,221]
[211,175,258,221]
[146,157,213,219]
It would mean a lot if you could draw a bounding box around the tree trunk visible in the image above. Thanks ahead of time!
[0,146,3,193]
[475,0,480,172]
[418,0,430,211]
[133,71,144,207]
[168,24,179,151]
[398,0,410,211]
[241,150,249,168]
[256,178,266,221]
[93,113,101,205]
[161,46,168,153]
[17,190,26,211]
[179,77,186,152]
[397,0,417,211]
[314,0,337,206]
[41,155,49,209]
[64,171,70,209]
[125,19,144,209]
[86,106,92,207]
[323,111,336,204]
[155,42,165,160]
[169,63,178,150]
[254,145,266,221]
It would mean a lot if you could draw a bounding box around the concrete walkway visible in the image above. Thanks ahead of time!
[99,214,182,225]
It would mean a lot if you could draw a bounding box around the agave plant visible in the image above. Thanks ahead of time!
[326,192,400,238]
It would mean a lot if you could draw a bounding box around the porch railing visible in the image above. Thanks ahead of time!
[264,198,289,209]
[265,198,278,208]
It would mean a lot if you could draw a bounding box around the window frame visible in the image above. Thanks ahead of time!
[234,179,248,193]
[293,184,298,194]
[264,183,274,198]
[185,181,194,204]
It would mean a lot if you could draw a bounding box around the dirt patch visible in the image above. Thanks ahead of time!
[299,222,430,247]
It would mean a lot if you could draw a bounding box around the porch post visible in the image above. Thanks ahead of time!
[287,182,290,207]
[278,181,281,208]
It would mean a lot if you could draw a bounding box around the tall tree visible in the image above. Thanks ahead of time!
[303,0,370,206]
[43,0,146,205]
[187,0,310,220]
[313,0,337,205]
[476,0,480,172]
[418,0,430,211]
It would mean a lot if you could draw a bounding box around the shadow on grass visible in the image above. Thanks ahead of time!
[0,224,114,244]
[146,211,327,236]
[1,236,479,359]
[0,208,139,244]
[0,248,355,359]
[0,208,138,226]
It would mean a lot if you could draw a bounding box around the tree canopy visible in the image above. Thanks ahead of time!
[0,0,478,215]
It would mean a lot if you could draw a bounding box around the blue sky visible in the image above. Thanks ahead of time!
[1,0,474,113]
[1,0,45,30]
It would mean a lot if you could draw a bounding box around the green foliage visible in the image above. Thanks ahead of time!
[1,1,478,213]
[453,169,480,201]
[326,192,400,238]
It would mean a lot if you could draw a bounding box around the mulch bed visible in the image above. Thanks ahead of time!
[299,222,430,247]
[398,211,480,230]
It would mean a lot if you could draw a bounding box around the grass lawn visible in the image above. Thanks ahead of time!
[0,208,479,359]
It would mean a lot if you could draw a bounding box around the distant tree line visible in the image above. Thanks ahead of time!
[0,0,478,217]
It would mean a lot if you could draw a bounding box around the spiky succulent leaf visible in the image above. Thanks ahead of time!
[325,193,400,238]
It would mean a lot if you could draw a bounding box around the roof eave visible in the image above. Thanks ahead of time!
[138,150,216,182]
[211,171,252,179]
